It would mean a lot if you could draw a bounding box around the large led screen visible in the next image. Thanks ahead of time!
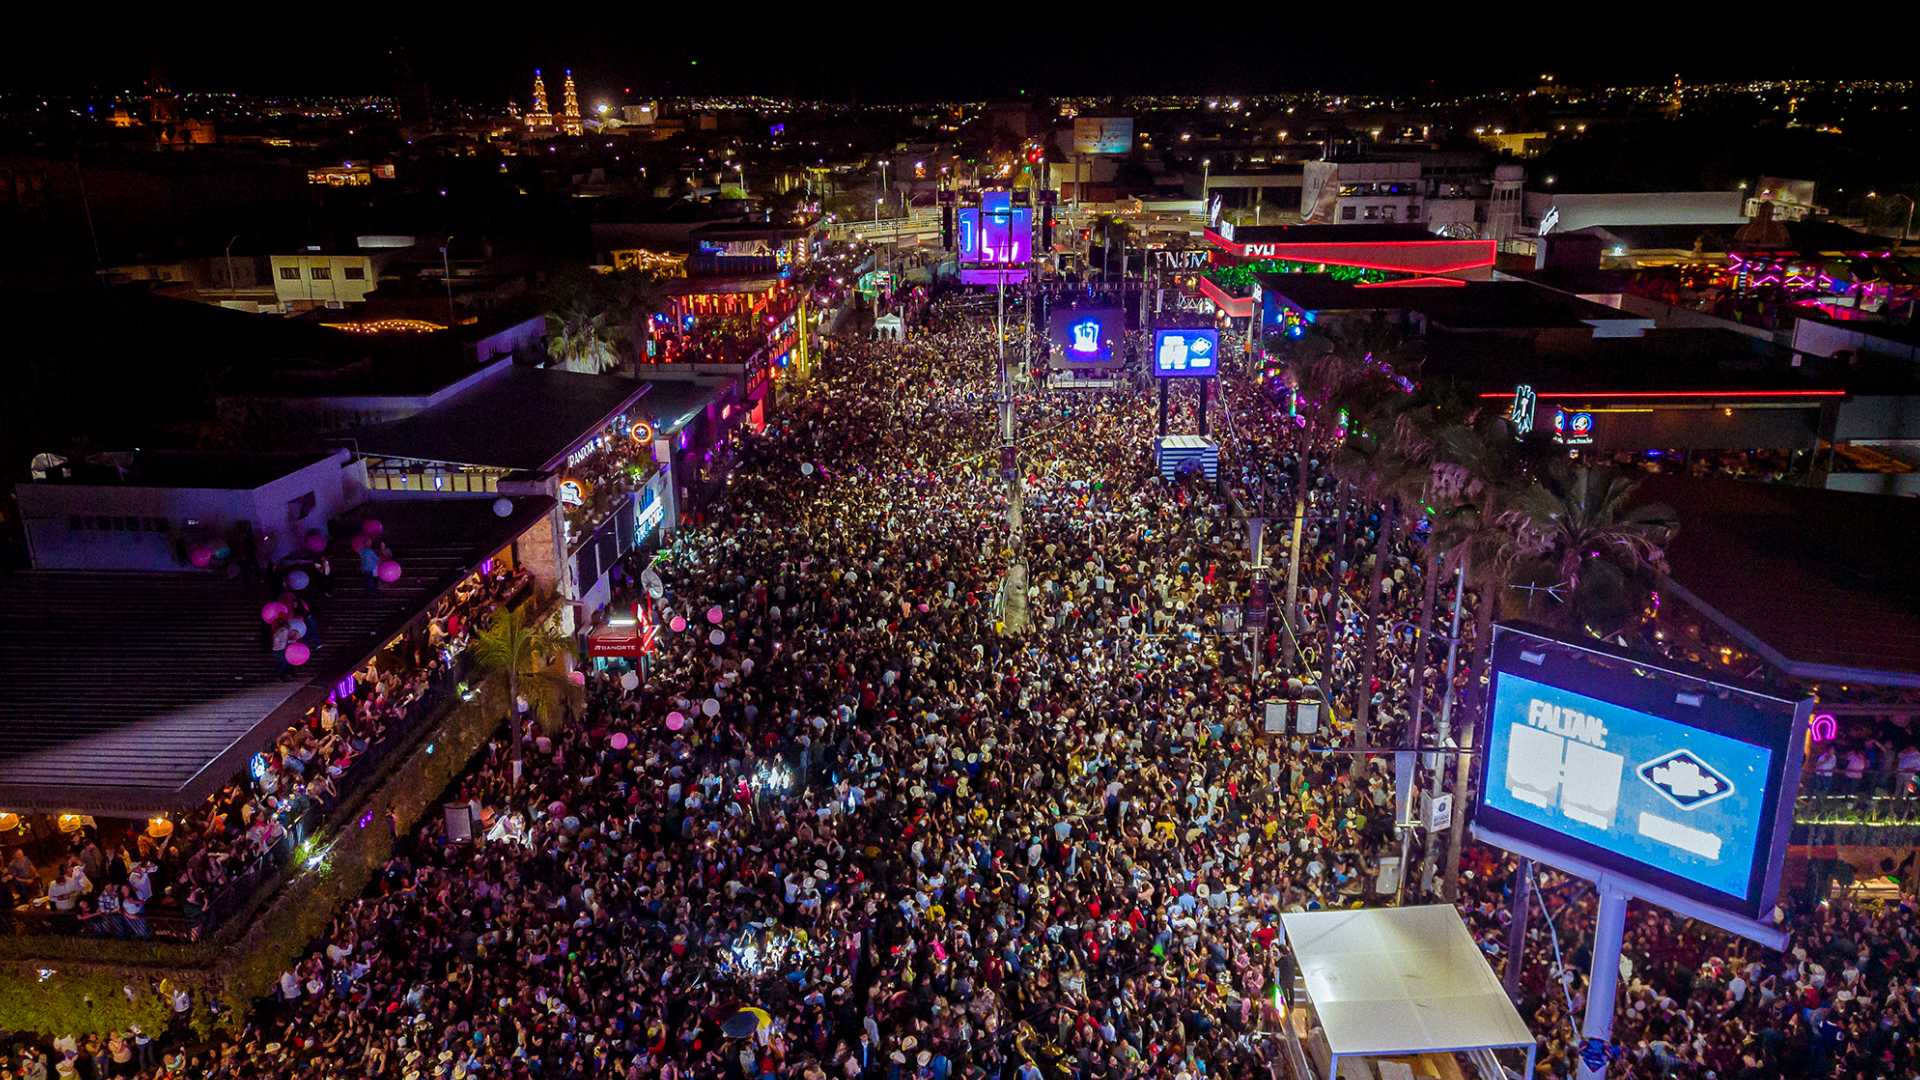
[1473,626,1805,924]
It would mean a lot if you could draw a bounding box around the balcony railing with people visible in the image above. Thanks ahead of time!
[2,571,535,943]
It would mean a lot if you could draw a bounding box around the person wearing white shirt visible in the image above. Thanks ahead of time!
[47,865,89,913]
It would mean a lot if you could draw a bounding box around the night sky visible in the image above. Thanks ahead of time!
[9,21,1913,103]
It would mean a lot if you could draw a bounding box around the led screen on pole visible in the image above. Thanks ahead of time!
[1051,307,1122,364]
[1472,625,1806,938]
[1153,329,1219,378]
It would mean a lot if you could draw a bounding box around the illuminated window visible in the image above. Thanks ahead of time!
[309,266,331,280]
[343,266,366,280]
[279,267,300,280]
[1341,206,1356,221]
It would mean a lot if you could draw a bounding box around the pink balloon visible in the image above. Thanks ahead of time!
[376,560,403,583]
[303,529,327,553]
[568,669,587,686]
[610,732,629,750]
[261,601,288,624]
[350,534,371,552]
[189,545,214,568]
[284,641,311,666]
[706,606,724,625]
[665,712,686,731]
[360,519,384,538]
[916,602,930,613]
[669,615,687,633]
[548,801,566,817]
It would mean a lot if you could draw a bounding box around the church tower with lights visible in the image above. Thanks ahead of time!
[525,70,555,134]
[560,70,584,136]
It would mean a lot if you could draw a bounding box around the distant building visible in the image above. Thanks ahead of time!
[270,252,378,309]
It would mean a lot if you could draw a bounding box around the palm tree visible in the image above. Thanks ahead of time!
[1265,333,1360,670]
[1330,400,1425,748]
[1326,324,1424,746]
[542,267,669,375]
[1499,463,1678,637]
[1423,414,1536,898]
[471,608,574,778]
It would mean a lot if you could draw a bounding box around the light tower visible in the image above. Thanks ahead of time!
[525,70,554,134]
[560,70,584,136]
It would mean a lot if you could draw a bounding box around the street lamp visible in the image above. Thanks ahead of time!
[1868,191,1916,244]
[1201,158,1211,200]
[224,233,242,292]
[440,235,456,327]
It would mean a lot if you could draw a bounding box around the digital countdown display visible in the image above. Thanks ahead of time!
[1153,329,1219,378]
[957,191,1031,266]
[1473,626,1806,928]
[1051,307,1122,364]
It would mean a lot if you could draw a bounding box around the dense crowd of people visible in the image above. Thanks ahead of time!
[8,293,1920,1080]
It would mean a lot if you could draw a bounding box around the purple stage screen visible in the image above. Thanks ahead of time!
[959,191,1031,265]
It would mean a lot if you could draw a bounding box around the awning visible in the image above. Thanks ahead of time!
[1280,905,1534,1060]
[586,616,657,659]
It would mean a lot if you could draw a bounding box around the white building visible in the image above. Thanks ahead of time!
[1301,160,1424,225]
[269,252,379,309]
[19,450,368,572]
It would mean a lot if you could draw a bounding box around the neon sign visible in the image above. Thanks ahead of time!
[559,478,587,506]
[1552,408,1594,445]
[1809,713,1838,741]
[1509,384,1537,436]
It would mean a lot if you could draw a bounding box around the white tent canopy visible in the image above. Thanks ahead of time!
[1280,905,1535,1073]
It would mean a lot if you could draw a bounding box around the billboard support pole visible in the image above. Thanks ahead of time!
[1158,379,1169,437]
[1576,887,1630,1080]
[1198,379,1209,437]
[1503,856,1533,994]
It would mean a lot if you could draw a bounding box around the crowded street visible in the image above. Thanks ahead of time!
[5,294,1919,1080]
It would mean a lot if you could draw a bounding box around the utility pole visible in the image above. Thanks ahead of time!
[441,235,457,328]
[997,254,1030,634]
[1419,554,1469,899]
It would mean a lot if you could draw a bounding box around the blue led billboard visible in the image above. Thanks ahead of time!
[1483,672,1771,899]
[1153,329,1219,378]
[1473,626,1806,927]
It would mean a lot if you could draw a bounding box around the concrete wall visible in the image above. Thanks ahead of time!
[1793,319,1920,365]
[1530,191,1745,234]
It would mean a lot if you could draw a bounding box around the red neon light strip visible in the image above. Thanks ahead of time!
[1478,389,1847,400]
[1354,275,1468,289]
[1193,275,1253,317]
[1204,231,1496,276]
